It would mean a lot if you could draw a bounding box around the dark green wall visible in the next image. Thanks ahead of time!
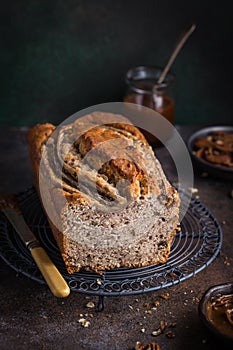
[1,0,233,126]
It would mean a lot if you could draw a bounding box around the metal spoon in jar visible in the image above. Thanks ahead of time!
[154,23,196,89]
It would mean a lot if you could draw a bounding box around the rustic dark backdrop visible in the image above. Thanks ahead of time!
[1,0,233,126]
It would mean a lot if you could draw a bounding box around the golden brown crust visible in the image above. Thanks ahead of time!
[26,123,55,185]
[76,125,123,157]
[74,123,149,197]
[105,122,148,144]
[26,114,180,275]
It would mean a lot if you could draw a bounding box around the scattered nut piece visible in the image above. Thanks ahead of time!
[145,310,152,315]
[96,278,102,285]
[135,342,144,350]
[141,328,146,333]
[143,302,149,307]
[152,320,167,337]
[166,330,175,338]
[160,320,167,332]
[78,318,90,328]
[230,190,233,198]
[189,187,198,194]
[135,341,161,350]
[129,305,134,310]
[151,328,162,337]
[86,301,95,308]
[169,322,177,328]
[193,131,233,168]
[216,139,224,145]
[160,293,170,300]
[224,256,230,266]
[153,301,160,307]
[193,297,200,303]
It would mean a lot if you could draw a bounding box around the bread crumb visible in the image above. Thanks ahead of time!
[169,322,177,328]
[160,293,170,300]
[135,341,143,350]
[189,187,198,194]
[78,318,90,327]
[193,297,200,303]
[145,310,152,315]
[166,330,175,338]
[224,256,230,266]
[135,341,161,350]
[152,328,162,336]
[86,301,95,308]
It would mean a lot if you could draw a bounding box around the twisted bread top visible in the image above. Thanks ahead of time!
[27,112,172,211]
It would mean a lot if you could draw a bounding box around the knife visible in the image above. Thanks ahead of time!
[0,195,70,298]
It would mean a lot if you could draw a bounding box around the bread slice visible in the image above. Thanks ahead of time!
[26,112,180,274]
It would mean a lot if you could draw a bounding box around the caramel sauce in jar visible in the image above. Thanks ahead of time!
[124,93,175,124]
[123,66,175,146]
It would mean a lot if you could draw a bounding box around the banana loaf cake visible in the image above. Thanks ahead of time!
[26,111,180,274]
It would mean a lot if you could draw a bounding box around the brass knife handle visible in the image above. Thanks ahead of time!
[30,246,70,298]
[1,195,70,299]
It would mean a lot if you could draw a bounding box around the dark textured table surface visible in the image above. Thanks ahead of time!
[0,125,233,350]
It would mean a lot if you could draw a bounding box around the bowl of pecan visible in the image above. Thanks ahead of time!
[198,282,233,344]
[188,126,233,180]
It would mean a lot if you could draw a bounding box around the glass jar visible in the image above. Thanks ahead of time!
[123,65,175,125]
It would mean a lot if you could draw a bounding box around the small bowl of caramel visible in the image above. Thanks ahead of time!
[199,282,233,344]
[188,126,233,181]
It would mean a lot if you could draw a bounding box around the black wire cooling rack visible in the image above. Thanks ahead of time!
[0,187,222,309]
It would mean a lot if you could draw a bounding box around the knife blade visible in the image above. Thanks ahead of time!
[0,195,70,298]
